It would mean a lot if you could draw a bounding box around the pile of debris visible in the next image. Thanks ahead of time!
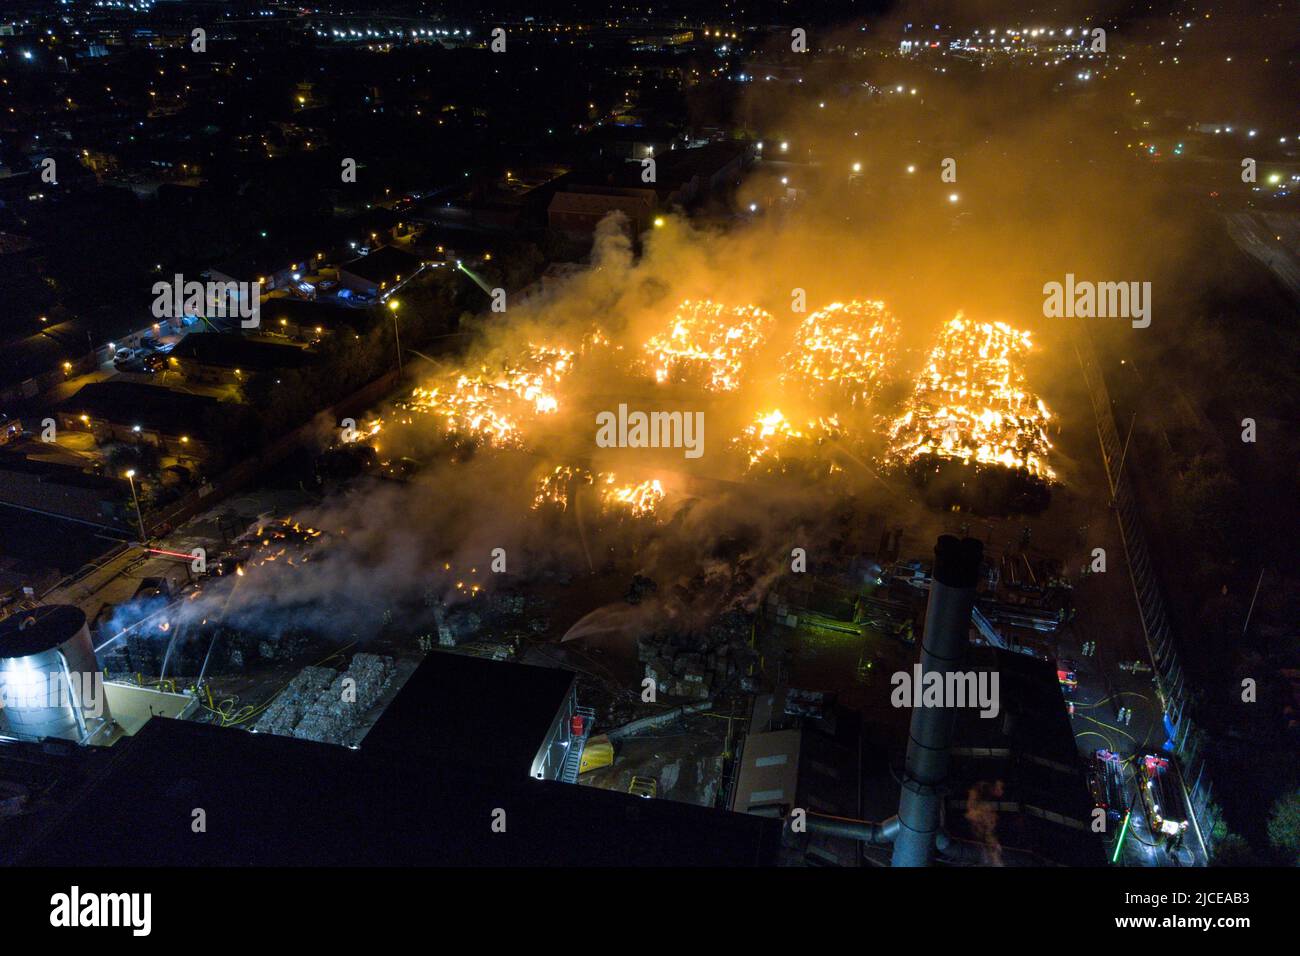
[253,652,395,746]
[637,609,754,701]
[423,589,552,647]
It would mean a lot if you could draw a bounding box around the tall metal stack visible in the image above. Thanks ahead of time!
[891,535,983,867]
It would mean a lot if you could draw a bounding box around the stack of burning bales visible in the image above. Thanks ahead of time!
[885,315,1055,513]
[102,607,316,680]
[361,298,1057,522]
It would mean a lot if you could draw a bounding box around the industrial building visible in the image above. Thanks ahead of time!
[7,647,781,866]
[548,185,658,237]
[0,451,131,529]
[0,536,1102,868]
[361,652,590,781]
[731,537,1104,868]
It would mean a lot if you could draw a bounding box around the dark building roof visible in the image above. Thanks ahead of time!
[58,381,223,437]
[15,656,781,866]
[0,320,95,389]
[362,653,575,776]
[0,604,86,658]
[655,141,748,180]
[0,450,121,491]
[170,332,314,372]
[339,245,422,285]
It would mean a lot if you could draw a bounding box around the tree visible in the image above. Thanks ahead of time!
[1266,789,1300,864]
[1209,832,1260,867]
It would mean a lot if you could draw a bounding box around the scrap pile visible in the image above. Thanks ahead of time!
[253,652,395,745]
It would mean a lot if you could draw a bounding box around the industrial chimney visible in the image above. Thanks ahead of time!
[891,535,983,867]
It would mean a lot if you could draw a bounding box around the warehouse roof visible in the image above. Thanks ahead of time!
[0,320,95,389]
[17,690,781,866]
[170,332,314,372]
[362,652,576,777]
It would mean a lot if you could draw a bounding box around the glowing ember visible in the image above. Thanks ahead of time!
[781,300,899,406]
[599,475,665,517]
[532,465,664,517]
[642,299,774,391]
[886,314,1055,480]
[732,408,843,470]
[532,464,594,511]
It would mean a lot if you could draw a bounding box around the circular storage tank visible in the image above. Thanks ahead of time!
[0,605,109,742]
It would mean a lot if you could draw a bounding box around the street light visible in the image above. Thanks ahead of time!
[124,469,146,542]
[387,298,403,375]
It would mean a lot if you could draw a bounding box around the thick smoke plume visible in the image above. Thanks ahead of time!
[147,12,1233,649]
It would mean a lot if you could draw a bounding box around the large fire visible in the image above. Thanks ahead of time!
[781,300,899,406]
[600,475,666,517]
[732,408,843,471]
[531,464,665,517]
[642,299,774,392]
[737,300,899,470]
[885,314,1055,480]
[399,344,574,447]
[364,301,1055,518]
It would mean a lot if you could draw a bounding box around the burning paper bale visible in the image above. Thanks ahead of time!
[641,299,774,392]
[532,464,666,518]
[398,344,574,448]
[731,408,845,473]
[781,300,899,407]
[886,314,1056,482]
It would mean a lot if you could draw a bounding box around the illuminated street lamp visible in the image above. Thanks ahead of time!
[124,469,147,542]
[387,298,403,375]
